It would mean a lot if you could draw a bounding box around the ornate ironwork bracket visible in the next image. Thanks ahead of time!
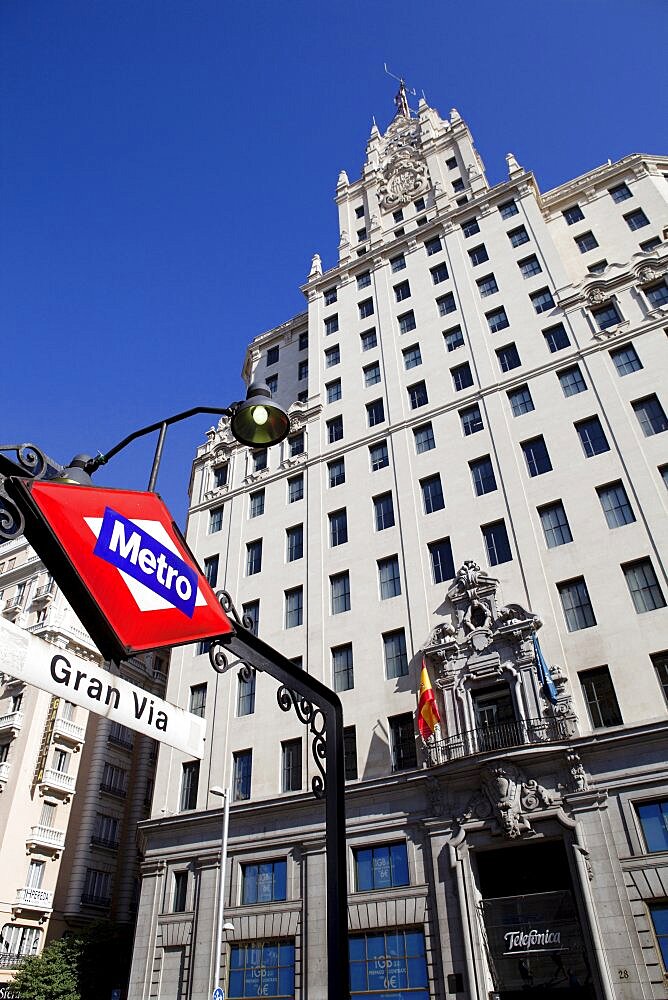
[0,444,61,541]
[277,685,327,799]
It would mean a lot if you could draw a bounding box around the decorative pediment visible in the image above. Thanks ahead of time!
[458,760,554,839]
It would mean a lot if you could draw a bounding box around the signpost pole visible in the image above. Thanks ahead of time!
[210,787,230,998]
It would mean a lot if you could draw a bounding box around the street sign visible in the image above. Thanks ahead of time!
[5,478,233,663]
[212,989,224,1000]
[0,617,206,757]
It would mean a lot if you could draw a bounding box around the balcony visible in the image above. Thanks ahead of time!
[26,824,66,854]
[80,893,111,909]
[13,886,53,914]
[2,596,23,614]
[40,768,76,797]
[53,716,86,746]
[425,716,575,765]
[0,760,10,784]
[32,581,55,604]
[0,711,24,736]
[91,835,120,851]
[99,781,127,799]
[108,729,134,750]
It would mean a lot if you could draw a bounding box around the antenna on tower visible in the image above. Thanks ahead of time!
[383,63,417,118]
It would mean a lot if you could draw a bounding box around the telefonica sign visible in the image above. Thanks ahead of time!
[0,617,205,758]
[503,928,563,955]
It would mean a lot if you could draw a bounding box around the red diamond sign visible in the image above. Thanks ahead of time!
[6,479,233,662]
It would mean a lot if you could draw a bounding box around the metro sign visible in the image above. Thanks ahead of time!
[6,478,233,662]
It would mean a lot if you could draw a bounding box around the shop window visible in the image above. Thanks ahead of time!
[349,930,428,999]
[648,904,668,974]
[228,941,294,998]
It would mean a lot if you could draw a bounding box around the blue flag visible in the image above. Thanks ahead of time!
[533,634,558,704]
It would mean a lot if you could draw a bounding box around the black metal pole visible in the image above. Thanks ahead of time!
[147,422,168,492]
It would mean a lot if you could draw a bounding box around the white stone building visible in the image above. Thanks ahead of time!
[129,89,668,1000]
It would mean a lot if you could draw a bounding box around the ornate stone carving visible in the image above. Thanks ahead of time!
[459,761,553,839]
[376,113,430,211]
[308,253,322,279]
[585,285,610,305]
[637,264,662,283]
[565,751,589,792]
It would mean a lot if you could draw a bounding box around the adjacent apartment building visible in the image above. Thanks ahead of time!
[128,88,668,999]
[0,525,167,984]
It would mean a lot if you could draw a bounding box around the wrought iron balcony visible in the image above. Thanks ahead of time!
[2,596,23,612]
[0,711,24,735]
[99,781,127,798]
[80,892,111,908]
[40,767,76,795]
[108,729,134,750]
[26,824,66,852]
[424,715,575,764]
[53,716,86,745]
[0,952,29,969]
[90,834,120,850]
[33,581,55,600]
[14,886,53,911]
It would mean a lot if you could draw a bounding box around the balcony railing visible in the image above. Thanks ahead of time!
[14,886,53,910]
[108,730,134,750]
[0,952,33,969]
[91,835,120,850]
[33,581,55,599]
[53,716,86,744]
[100,781,127,798]
[425,715,575,764]
[2,596,23,611]
[40,768,75,794]
[80,893,111,908]
[0,760,9,783]
[0,711,24,734]
[27,825,66,851]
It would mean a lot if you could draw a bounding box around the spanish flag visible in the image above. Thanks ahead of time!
[417,658,441,740]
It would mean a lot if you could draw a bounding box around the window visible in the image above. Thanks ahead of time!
[522,436,552,476]
[242,601,259,635]
[296,359,308,383]
[508,225,529,247]
[563,204,584,225]
[329,509,348,546]
[437,292,457,316]
[575,231,598,253]
[358,298,374,319]
[180,761,199,811]
[575,416,610,457]
[543,322,571,353]
[213,464,228,488]
[350,929,430,999]
[623,559,666,613]
[452,177,465,193]
[265,374,278,394]
[444,325,464,351]
[383,629,408,679]
[360,328,377,351]
[558,577,596,631]
[378,556,401,599]
[402,344,422,369]
[468,244,489,266]
[451,362,473,391]
[189,683,207,718]
[392,209,404,223]
[82,868,111,906]
[369,440,389,471]
[237,670,256,717]
[246,540,262,576]
[499,199,518,219]
[588,259,608,275]
[653,653,668,705]
[281,739,302,792]
[579,667,622,727]
[173,872,188,913]
[324,344,340,367]
[609,182,632,203]
[284,587,303,628]
[389,713,417,770]
[356,270,371,289]
[0,742,9,764]
[324,286,337,305]
[429,538,455,584]
[558,365,587,396]
[357,227,367,242]
[597,481,635,528]
[373,493,395,531]
[398,310,416,333]
[241,860,287,904]
[470,456,497,496]
[327,415,344,443]
[414,423,435,454]
[592,302,622,330]
[328,458,345,487]
[640,236,661,252]
[632,395,668,436]
[460,217,479,237]
[253,448,267,472]
[460,404,483,436]
[421,474,445,513]
[249,489,265,519]
[332,643,354,692]
[539,502,573,548]
[486,307,509,333]
[482,520,512,566]
[0,924,41,962]
[228,941,294,998]
[366,399,385,427]
[354,842,409,891]
[287,474,303,503]
[266,345,279,366]
[330,572,351,614]
[390,253,406,273]
[297,390,307,403]
[508,384,534,416]
[324,314,339,337]
[408,381,428,409]
[326,379,342,404]
[446,156,457,170]
[645,280,668,308]
[394,280,411,302]
[363,361,381,387]
[414,196,425,212]
[477,274,498,297]
[101,762,127,797]
[232,750,252,801]
[638,802,668,854]
[430,262,448,284]
[624,208,650,231]
[203,554,219,587]
[286,525,303,562]
[91,811,118,849]
[52,747,70,773]
[298,331,308,351]
[497,342,521,372]
[530,287,555,313]
[209,507,224,534]
[344,727,358,780]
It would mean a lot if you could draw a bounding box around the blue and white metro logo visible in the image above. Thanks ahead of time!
[93,507,198,617]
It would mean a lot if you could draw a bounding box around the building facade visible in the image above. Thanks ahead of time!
[0,528,167,984]
[129,90,668,999]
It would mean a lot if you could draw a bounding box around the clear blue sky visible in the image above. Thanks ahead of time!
[1,0,665,522]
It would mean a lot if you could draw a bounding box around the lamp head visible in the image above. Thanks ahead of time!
[229,382,290,448]
[52,454,95,487]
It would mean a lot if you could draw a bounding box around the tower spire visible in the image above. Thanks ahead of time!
[394,78,410,118]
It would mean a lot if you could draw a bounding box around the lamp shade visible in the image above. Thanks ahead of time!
[229,383,291,448]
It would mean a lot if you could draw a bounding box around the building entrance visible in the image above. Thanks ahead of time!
[475,841,596,999]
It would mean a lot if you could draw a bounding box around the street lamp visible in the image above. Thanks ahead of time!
[210,786,232,997]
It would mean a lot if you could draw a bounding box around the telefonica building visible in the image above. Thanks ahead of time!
[128,86,668,1000]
